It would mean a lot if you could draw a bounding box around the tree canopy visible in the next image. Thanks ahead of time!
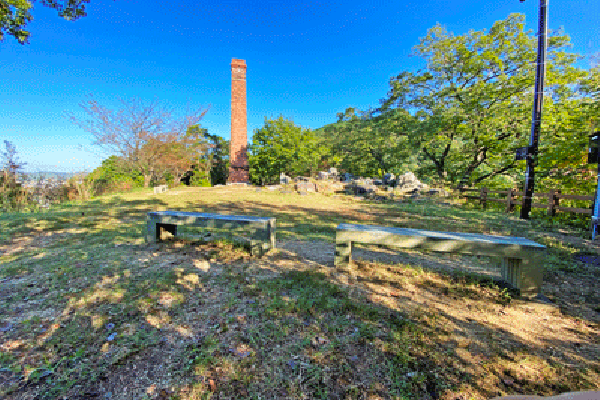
[69,95,210,188]
[377,13,589,188]
[249,116,323,185]
[314,106,420,179]
[0,0,99,44]
[313,13,595,197]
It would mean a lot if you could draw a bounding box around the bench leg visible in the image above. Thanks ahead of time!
[157,223,177,242]
[146,220,157,243]
[268,220,276,250]
[249,241,270,258]
[335,241,352,266]
[501,257,542,298]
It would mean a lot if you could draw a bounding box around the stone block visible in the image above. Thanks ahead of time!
[279,173,291,185]
[154,184,168,194]
[383,173,396,185]
[295,181,316,192]
[341,172,354,182]
[318,171,329,180]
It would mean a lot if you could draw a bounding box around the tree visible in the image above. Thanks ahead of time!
[141,124,211,187]
[205,133,229,185]
[378,13,586,188]
[84,155,144,196]
[0,0,103,44]
[249,116,322,185]
[69,96,210,188]
[1,140,27,186]
[0,140,28,210]
[315,106,420,179]
[535,66,599,195]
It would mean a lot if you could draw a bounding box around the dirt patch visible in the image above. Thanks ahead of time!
[1,189,598,400]
[1,237,599,400]
[279,239,501,276]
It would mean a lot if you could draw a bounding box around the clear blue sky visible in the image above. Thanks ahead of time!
[1,0,598,174]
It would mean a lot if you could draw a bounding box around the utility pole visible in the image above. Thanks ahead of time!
[520,0,548,219]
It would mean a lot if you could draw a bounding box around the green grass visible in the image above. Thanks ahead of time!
[0,185,598,400]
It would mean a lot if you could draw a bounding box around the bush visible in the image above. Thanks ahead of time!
[189,170,212,187]
[0,175,30,212]
[192,177,212,187]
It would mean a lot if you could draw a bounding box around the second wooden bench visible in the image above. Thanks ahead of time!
[335,223,546,298]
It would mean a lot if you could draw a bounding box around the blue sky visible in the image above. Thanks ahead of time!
[1,0,598,174]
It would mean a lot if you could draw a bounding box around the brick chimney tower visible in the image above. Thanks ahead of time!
[228,58,249,184]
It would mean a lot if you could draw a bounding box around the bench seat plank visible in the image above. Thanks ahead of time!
[147,211,276,256]
[335,223,545,298]
[337,223,544,259]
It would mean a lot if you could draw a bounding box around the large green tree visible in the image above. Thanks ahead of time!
[315,106,421,179]
[535,66,599,195]
[0,0,101,44]
[378,13,587,188]
[249,116,322,185]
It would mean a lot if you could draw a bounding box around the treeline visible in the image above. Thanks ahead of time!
[0,129,230,212]
[249,14,598,199]
[245,14,597,227]
[82,127,230,197]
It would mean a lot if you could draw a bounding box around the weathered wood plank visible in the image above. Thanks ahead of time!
[335,223,545,298]
[556,207,593,215]
[558,194,594,201]
[146,211,276,255]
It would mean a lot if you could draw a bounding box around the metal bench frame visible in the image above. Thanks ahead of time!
[335,223,546,298]
[147,211,276,257]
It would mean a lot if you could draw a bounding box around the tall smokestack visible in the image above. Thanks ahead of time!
[228,58,249,184]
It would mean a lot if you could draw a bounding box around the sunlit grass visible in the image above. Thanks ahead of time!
[0,185,598,399]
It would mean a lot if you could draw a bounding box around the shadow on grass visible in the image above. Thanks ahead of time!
[0,190,598,399]
[1,254,598,400]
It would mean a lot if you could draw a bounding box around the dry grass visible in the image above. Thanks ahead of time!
[0,185,598,400]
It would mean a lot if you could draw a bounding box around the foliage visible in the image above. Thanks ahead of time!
[1,139,27,179]
[249,116,323,185]
[189,172,211,187]
[205,132,229,185]
[311,13,596,202]
[68,95,210,188]
[377,13,589,188]
[139,124,212,187]
[0,140,29,211]
[314,107,420,179]
[84,155,144,196]
[0,0,95,44]
[176,130,229,187]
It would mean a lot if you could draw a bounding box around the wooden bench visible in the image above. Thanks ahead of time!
[335,223,546,298]
[146,211,276,257]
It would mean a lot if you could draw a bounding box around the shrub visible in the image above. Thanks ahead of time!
[189,169,212,187]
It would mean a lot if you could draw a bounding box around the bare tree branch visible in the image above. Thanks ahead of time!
[68,95,210,187]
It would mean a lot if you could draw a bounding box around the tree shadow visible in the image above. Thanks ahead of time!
[1,192,598,399]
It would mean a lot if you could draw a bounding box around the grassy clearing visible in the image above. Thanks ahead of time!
[0,185,598,400]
